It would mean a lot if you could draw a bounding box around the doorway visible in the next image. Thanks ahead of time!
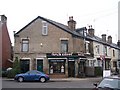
[68,60,75,77]
[37,59,43,72]
[20,59,30,73]
[78,61,86,77]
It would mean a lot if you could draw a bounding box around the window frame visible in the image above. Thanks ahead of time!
[42,21,48,35]
[85,41,90,54]
[21,39,29,52]
[113,49,115,57]
[61,40,68,53]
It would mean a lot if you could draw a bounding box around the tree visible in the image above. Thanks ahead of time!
[7,57,21,78]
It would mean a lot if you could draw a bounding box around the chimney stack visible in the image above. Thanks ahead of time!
[67,16,76,30]
[0,15,7,23]
[101,34,106,42]
[88,25,94,37]
[107,35,112,44]
[117,40,120,47]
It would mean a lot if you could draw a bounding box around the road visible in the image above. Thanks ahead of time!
[2,77,102,89]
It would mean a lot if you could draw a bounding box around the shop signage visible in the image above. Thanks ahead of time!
[47,53,84,56]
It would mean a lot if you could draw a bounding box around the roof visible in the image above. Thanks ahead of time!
[15,16,83,38]
[15,16,120,50]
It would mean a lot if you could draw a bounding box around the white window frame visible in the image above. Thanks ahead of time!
[21,39,29,52]
[42,21,48,35]
[85,41,90,54]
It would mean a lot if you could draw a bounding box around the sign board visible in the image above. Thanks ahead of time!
[103,70,111,77]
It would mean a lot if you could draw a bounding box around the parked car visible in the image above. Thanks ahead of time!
[93,75,120,90]
[14,70,50,83]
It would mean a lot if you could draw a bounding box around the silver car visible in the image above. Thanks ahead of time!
[93,76,120,90]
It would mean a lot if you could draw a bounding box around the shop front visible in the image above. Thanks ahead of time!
[47,53,87,78]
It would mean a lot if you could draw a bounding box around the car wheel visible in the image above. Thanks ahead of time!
[18,77,24,82]
[40,77,46,83]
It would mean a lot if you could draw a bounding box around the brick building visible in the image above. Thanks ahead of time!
[14,16,120,78]
[0,15,12,70]
[14,16,87,78]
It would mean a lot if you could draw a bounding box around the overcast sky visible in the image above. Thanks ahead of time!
[0,0,119,45]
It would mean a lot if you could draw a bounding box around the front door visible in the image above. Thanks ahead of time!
[68,60,75,77]
[37,59,43,72]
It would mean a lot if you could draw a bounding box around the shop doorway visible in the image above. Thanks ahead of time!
[78,61,86,77]
[68,60,75,77]
[37,59,43,72]
[20,59,30,73]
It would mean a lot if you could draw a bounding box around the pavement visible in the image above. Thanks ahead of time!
[2,76,103,82]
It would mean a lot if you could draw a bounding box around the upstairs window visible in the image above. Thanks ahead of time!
[85,41,90,54]
[42,21,48,35]
[61,40,68,53]
[21,39,29,52]
[103,46,107,56]
[113,50,115,57]
[96,45,100,54]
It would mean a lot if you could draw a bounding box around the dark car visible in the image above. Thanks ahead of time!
[93,76,120,90]
[14,70,50,83]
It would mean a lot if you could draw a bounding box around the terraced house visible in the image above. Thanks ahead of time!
[14,16,120,78]
[14,16,87,78]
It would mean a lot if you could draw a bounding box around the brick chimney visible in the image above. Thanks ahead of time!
[88,25,94,37]
[117,40,120,47]
[107,35,112,44]
[67,16,76,30]
[0,15,7,23]
[101,34,106,42]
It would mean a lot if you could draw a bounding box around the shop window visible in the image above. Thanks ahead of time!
[61,40,68,53]
[49,60,65,74]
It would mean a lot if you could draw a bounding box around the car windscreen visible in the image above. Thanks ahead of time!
[98,78,120,89]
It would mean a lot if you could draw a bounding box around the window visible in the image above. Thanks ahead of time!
[89,60,94,67]
[105,60,110,70]
[42,21,48,35]
[96,45,100,54]
[85,41,90,53]
[61,40,68,53]
[119,61,120,68]
[113,50,115,57]
[103,46,107,56]
[113,61,117,67]
[98,60,101,67]
[21,39,29,52]
[49,60,65,74]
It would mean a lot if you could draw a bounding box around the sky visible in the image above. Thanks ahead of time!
[0,0,120,45]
